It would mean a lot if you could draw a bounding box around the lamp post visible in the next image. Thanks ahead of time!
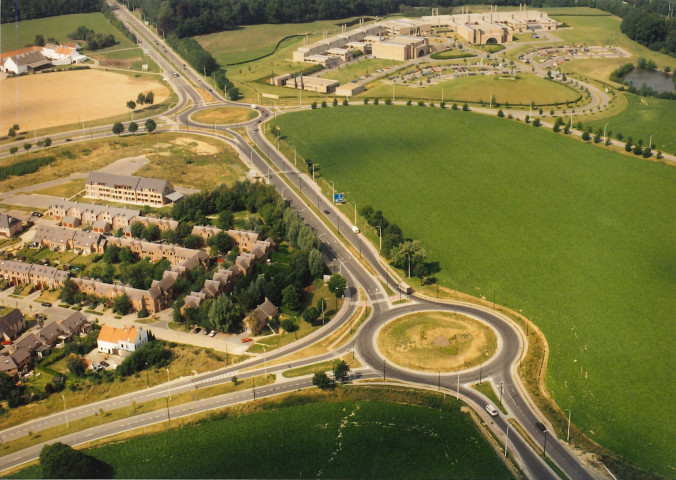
[649,134,654,149]
[565,409,571,442]
[312,163,318,182]
[61,394,69,430]
[353,202,357,225]
[603,122,608,143]
[331,181,335,202]
[406,253,411,278]
[375,225,382,251]
[263,347,267,374]
[499,381,503,406]
[543,430,548,458]
[166,367,171,401]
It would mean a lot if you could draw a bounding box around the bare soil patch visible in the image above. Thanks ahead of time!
[190,107,257,125]
[0,69,169,132]
[377,312,497,372]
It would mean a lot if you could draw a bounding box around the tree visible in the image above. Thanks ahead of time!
[136,92,146,105]
[302,306,320,325]
[44,137,52,147]
[39,442,113,479]
[66,354,87,377]
[112,122,124,136]
[312,372,332,390]
[141,224,160,241]
[128,122,138,135]
[183,234,202,249]
[327,274,347,307]
[145,118,157,133]
[282,284,301,311]
[217,209,234,229]
[126,100,136,111]
[497,109,504,117]
[34,34,45,46]
[333,360,350,383]
[207,231,231,254]
[113,294,131,315]
[280,318,297,332]
[9,146,18,156]
[23,143,32,152]
[7,128,15,138]
[145,91,154,104]
[130,221,145,238]
[60,278,79,304]
[208,294,240,332]
[581,131,591,141]
[307,249,323,278]
[462,103,469,111]
[532,118,541,127]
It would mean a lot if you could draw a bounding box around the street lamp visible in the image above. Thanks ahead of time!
[649,134,654,149]
[166,367,171,401]
[504,423,511,456]
[61,394,69,429]
[375,225,382,251]
[565,408,572,442]
[406,253,411,278]
[312,163,319,182]
[263,347,267,374]
[603,122,608,143]
[331,181,335,203]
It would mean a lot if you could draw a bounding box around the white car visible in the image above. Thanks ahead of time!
[485,404,499,417]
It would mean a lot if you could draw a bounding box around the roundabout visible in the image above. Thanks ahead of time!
[375,311,497,373]
[190,106,258,125]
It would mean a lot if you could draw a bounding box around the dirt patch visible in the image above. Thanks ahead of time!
[0,69,169,132]
[171,137,220,155]
[190,106,257,125]
[377,311,497,372]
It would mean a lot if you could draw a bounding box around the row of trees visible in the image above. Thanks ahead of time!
[112,119,157,136]
[0,0,100,23]
[0,155,55,181]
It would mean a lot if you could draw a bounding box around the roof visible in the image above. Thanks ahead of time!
[3,49,47,67]
[0,309,24,334]
[0,46,42,60]
[165,191,184,202]
[39,322,65,344]
[13,333,44,352]
[257,299,279,318]
[55,47,73,55]
[0,214,21,230]
[86,172,172,193]
[59,312,87,334]
[0,355,18,373]
[97,325,141,344]
[72,229,105,247]
[49,199,140,221]
[33,225,75,245]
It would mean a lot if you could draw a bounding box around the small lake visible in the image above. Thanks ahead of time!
[623,69,675,93]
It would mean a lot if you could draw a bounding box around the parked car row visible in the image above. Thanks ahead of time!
[191,327,217,337]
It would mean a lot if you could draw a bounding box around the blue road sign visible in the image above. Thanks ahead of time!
[334,193,343,203]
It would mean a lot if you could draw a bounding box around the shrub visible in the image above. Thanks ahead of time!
[462,103,469,111]
[497,109,504,117]
[137,309,149,318]
[532,118,541,127]
[311,102,317,109]
[581,131,591,141]
[280,318,297,332]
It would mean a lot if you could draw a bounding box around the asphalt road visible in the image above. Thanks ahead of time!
[0,7,606,479]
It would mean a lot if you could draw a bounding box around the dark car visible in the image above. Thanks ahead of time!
[323,209,330,214]
[41,302,52,307]
[193,327,201,334]
[535,422,547,432]
[100,361,109,367]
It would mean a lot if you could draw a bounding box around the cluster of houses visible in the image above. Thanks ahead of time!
[0,309,91,377]
[0,43,87,75]
[85,172,184,207]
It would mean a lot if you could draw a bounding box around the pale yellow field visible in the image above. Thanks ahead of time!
[0,69,169,132]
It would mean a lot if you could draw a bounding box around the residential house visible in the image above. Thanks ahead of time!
[0,214,22,238]
[0,309,25,341]
[48,200,140,231]
[97,325,148,355]
[245,299,279,334]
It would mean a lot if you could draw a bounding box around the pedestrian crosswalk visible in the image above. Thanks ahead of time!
[193,370,237,386]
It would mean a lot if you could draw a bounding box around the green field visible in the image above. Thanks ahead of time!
[195,18,362,65]
[367,73,581,106]
[1,13,135,54]
[575,93,676,155]
[318,58,401,85]
[274,106,676,477]
[7,395,512,479]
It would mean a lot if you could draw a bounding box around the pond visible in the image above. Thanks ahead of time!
[623,69,675,93]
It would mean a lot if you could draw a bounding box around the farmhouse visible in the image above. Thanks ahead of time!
[0,309,25,341]
[85,172,183,207]
[0,43,87,74]
[97,325,148,355]
[0,214,22,238]
[0,49,51,74]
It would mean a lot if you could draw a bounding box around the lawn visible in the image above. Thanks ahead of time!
[190,107,257,125]
[34,179,85,199]
[89,47,161,73]
[273,106,676,478]
[317,58,402,85]
[194,18,362,65]
[575,93,676,155]
[368,73,581,106]
[1,13,135,54]
[7,393,512,479]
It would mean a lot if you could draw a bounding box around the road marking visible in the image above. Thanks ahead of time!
[193,371,237,385]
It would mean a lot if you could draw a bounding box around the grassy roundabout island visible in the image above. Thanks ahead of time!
[377,312,497,372]
[190,106,258,125]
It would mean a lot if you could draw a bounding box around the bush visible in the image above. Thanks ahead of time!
[374,98,379,105]
[497,109,504,117]
[311,102,317,109]
[137,309,149,319]
[0,156,55,181]
[406,99,412,106]
[532,118,541,127]
[40,442,113,479]
[312,372,332,390]
[280,318,297,332]
[116,341,173,377]
[581,131,591,141]
[302,306,320,325]
[462,103,469,111]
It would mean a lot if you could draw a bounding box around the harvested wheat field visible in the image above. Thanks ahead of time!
[0,69,169,132]
[377,312,497,372]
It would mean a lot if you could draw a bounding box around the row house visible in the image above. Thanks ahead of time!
[126,216,178,237]
[48,200,140,231]
[32,225,106,254]
[192,226,276,260]
[85,172,183,207]
[108,237,208,267]
[0,259,69,289]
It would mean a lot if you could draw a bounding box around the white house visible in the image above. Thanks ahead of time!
[0,49,51,74]
[97,325,148,355]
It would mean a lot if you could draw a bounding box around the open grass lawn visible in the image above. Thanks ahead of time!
[90,47,161,73]
[318,58,402,85]
[368,73,580,106]
[0,133,245,193]
[575,93,676,155]
[194,18,361,65]
[7,395,512,479]
[190,107,257,125]
[274,106,676,477]
[0,13,135,54]
[34,178,86,199]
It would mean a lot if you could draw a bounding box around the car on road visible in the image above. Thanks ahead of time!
[192,327,201,334]
[209,330,217,337]
[535,422,547,432]
[257,119,262,123]
[323,209,330,214]
[202,329,209,335]
[253,127,258,132]
[41,302,51,307]
[241,337,252,343]
[171,72,179,77]
[485,404,498,417]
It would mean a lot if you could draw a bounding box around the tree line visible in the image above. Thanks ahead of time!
[0,155,55,181]
[0,0,100,23]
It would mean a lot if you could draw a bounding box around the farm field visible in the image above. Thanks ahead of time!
[0,13,135,54]
[7,396,512,479]
[190,107,257,125]
[367,73,581,105]
[274,106,676,477]
[0,69,168,133]
[194,17,363,65]
[0,133,244,192]
[575,93,676,155]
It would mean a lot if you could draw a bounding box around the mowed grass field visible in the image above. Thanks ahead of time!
[190,106,257,124]
[274,106,676,477]
[575,93,676,155]
[195,18,360,65]
[0,13,135,54]
[8,399,512,479]
[367,73,581,105]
